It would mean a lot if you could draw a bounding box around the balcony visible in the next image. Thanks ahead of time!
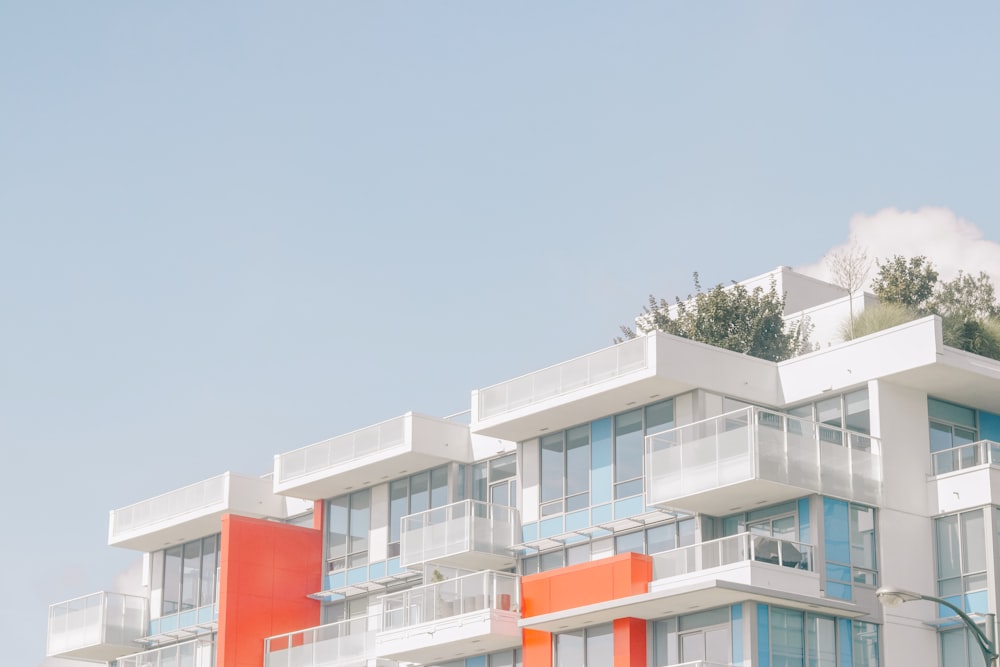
[400,500,519,571]
[274,413,473,500]
[47,591,147,662]
[265,617,372,667]
[647,407,881,515]
[376,571,520,664]
[109,472,283,551]
[471,333,782,443]
[929,440,1000,514]
[116,637,214,667]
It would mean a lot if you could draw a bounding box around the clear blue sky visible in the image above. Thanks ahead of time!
[3,3,999,665]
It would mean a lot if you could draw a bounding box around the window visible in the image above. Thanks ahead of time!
[160,535,219,615]
[615,518,695,556]
[929,398,979,474]
[941,625,988,667]
[555,624,612,667]
[935,509,988,615]
[387,466,449,558]
[328,489,370,570]
[760,606,879,667]
[823,499,878,601]
[789,388,870,450]
[652,607,732,666]
[536,399,674,521]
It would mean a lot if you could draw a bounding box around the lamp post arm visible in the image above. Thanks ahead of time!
[919,593,997,664]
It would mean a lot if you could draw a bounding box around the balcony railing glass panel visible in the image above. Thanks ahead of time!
[651,533,814,580]
[265,617,371,667]
[931,440,1000,475]
[400,500,519,568]
[381,571,519,631]
[47,591,147,656]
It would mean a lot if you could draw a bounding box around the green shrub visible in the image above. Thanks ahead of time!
[840,303,918,341]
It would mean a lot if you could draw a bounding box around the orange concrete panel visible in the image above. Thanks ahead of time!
[613,617,646,667]
[216,514,324,667]
[521,552,653,617]
[523,628,553,667]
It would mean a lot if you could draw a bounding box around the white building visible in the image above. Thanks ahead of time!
[46,267,1000,667]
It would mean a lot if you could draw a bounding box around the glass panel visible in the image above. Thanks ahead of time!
[647,524,675,554]
[955,427,977,447]
[389,479,408,543]
[680,632,706,661]
[410,472,430,513]
[199,535,217,606]
[930,421,956,454]
[614,410,643,482]
[540,550,564,572]
[555,630,584,667]
[936,515,961,580]
[678,518,695,547]
[586,624,613,665]
[807,615,837,667]
[705,625,731,664]
[817,397,843,445]
[615,531,644,555]
[328,496,349,560]
[845,389,870,434]
[489,454,516,482]
[566,544,589,566]
[349,489,370,554]
[770,607,805,667]
[430,466,449,508]
[929,398,977,428]
[645,400,675,435]
[850,506,876,570]
[962,510,987,573]
[181,540,200,610]
[566,426,590,496]
[163,545,182,614]
[541,434,565,503]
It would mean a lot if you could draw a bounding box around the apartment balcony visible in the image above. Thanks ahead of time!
[46,591,148,662]
[108,472,283,551]
[116,636,215,667]
[646,407,882,515]
[265,617,372,667]
[376,571,520,664]
[929,440,1000,514]
[471,332,781,443]
[400,500,519,571]
[274,413,473,500]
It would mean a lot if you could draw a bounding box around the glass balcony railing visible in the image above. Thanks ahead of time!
[646,407,882,511]
[265,617,371,667]
[275,416,407,484]
[400,500,519,569]
[931,440,1000,475]
[477,336,648,420]
[652,533,814,581]
[116,637,214,667]
[47,591,147,658]
[381,571,519,631]
[109,474,227,538]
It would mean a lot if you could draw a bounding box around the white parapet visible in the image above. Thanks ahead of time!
[108,472,284,551]
[265,617,373,667]
[273,413,473,500]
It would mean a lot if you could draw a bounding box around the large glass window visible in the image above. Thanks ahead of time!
[160,535,219,615]
[789,388,870,449]
[554,624,612,667]
[935,509,988,614]
[387,465,450,558]
[652,608,732,666]
[823,499,878,600]
[328,489,371,570]
[760,607,879,667]
[929,398,980,473]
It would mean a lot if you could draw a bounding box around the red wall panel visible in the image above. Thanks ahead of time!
[216,514,323,667]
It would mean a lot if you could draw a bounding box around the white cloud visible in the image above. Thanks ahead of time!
[798,206,1000,290]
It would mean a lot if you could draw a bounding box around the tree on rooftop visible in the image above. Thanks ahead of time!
[929,270,1000,321]
[828,244,873,339]
[618,274,811,362]
[870,254,939,312]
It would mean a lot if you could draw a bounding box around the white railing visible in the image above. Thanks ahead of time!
[381,571,519,631]
[110,474,228,537]
[652,532,814,580]
[670,662,737,667]
[265,617,371,667]
[932,440,1000,475]
[477,336,649,419]
[276,415,407,483]
[646,407,882,507]
[400,500,519,568]
[47,591,147,656]
[117,637,213,667]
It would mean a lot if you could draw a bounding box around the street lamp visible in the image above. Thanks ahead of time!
[876,585,998,667]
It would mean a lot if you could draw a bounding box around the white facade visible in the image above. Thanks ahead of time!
[45,266,1000,667]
